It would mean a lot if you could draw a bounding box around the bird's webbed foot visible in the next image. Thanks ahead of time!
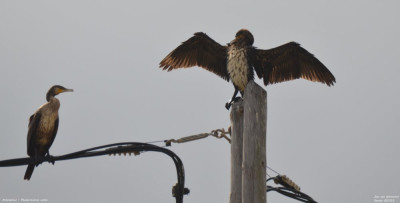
[34,155,45,166]
[225,97,242,110]
[225,102,231,110]
[45,152,55,165]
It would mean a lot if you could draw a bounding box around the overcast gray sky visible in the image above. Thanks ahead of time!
[1,1,399,203]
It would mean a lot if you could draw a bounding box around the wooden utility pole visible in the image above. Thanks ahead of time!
[230,81,267,203]
[230,99,244,203]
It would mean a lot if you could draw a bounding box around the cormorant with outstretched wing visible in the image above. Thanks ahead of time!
[160,29,335,109]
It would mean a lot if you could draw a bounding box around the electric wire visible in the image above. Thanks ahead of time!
[1,127,318,203]
[0,142,189,203]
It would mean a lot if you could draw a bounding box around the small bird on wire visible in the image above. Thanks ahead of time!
[159,29,335,109]
[24,85,73,180]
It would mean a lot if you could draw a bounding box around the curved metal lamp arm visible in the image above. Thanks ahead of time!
[0,142,189,203]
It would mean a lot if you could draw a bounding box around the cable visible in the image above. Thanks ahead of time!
[0,142,189,203]
[1,127,318,203]
[267,166,281,176]
[267,175,317,203]
[267,186,317,203]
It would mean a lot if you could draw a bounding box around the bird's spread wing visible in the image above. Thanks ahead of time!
[159,32,229,81]
[27,112,41,156]
[252,42,336,86]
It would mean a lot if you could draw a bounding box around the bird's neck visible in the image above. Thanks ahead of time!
[47,97,60,109]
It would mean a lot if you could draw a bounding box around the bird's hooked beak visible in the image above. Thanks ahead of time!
[57,88,74,94]
[63,88,74,93]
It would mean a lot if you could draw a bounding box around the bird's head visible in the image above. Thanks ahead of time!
[46,85,73,101]
[232,29,254,46]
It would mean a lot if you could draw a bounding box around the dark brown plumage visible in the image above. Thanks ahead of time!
[160,29,336,109]
[24,85,73,180]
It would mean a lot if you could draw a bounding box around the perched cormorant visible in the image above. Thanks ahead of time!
[160,29,336,109]
[24,85,73,180]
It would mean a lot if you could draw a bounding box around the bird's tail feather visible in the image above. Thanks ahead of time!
[24,164,35,180]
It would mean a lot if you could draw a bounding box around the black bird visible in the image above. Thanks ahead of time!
[160,29,336,109]
[24,85,73,180]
